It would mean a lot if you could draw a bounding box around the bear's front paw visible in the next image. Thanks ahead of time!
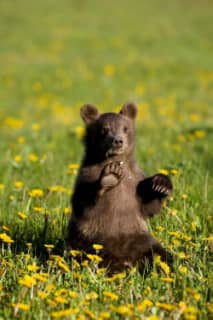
[98,161,124,196]
[152,174,173,198]
[103,161,123,179]
[137,174,173,204]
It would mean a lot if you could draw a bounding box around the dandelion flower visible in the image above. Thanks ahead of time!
[0,233,14,243]
[18,212,27,220]
[28,189,44,197]
[92,244,103,250]
[75,126,85,139]
[103,291,118,301]
[14,181,23,189]
[156,302,176,311]
[12,303,30,311]
[158,169,169,175]
[18,275,36,288]
[103,64,115,77]
[51,308,79,318]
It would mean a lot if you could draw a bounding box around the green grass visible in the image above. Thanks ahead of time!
[0,0,212,319]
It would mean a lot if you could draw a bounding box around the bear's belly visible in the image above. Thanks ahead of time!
[79,179,148,239]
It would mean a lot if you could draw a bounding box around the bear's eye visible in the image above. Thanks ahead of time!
[123,126,128,133]
[101,127,110,135]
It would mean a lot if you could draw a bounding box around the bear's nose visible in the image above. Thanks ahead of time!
[113,136,123,148]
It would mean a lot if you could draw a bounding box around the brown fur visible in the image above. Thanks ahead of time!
[67,102,173,273]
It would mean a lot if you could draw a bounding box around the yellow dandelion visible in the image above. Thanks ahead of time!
[34,207,45,213]
[190,114,200,122]
[0,184,5,190]
[17,136,25,144]
[86,254,103,263]
[75,126,85,139]
[168,231,181,237]
[28,153,38,162]
[158,169,169,175]
[49,185,69,193]
[137,298,153,311]
[191,222,196,231]
[182,194,188,199]
[26,242,32,248]
[64,207,70,214]
[70,249,81,257]
[207,303,213,314]
[161,277,174,283]
[0,232,14,243]
[14,155,22,163]
[194,130,205,138]
[14,181,23,189]
[202,236,213,241]
[115,305,132,316]
[37,291,48,299]
[146,316,160,320]
[69,291,78,298]
[47,299,57,307]
[106,272,126,282]
[2,225,10,232]
[156,302,176,311]
[51,308,79,318]
[92,244,103,250]
[4,117,24,129]
[103,291,118,301]
[67,163,79,175]
[170,169,179,175]
[184,306,198,314]
[177,252,190,259]
[44,244,55,249]
[154,256,170,275]
[103,64,115,77]
[96,268,106,275]
[32,123,40,131]
[18,275,36,288]
[18,212,27,220]
[179,301,186,308]
[178,134,186,142]
[46,283,55,291]
[186,288,201,301]
[85,292,98,300]
[55,288,68,297]
[12,303,30,311]
[28,189,44,197]
[99,311,110,319]
[155,226,165,232]
[84,308,96,319]
[27,264,39,272]
[81,260,89,267]
[179,266,187,274]
[54,296,67,304]
[33,273,48,282]
[58,261,70,273]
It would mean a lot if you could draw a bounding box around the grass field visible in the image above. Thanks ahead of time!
[0,0,213,319]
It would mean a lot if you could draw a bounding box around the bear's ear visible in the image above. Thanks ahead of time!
[120,102,137,120]
[80,104,100,125]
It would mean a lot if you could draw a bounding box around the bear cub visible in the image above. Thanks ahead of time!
[67,102,173,273]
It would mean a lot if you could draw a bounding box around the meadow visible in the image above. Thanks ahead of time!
[0,0,212,319]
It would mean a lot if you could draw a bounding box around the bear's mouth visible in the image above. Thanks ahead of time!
[106,147,124,157]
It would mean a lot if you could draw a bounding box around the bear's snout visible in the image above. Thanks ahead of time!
[112,136,123,149]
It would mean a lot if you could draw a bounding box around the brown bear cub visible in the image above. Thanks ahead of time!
[67,102,173,273]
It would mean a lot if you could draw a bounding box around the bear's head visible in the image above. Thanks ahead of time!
[80,102,137,162]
